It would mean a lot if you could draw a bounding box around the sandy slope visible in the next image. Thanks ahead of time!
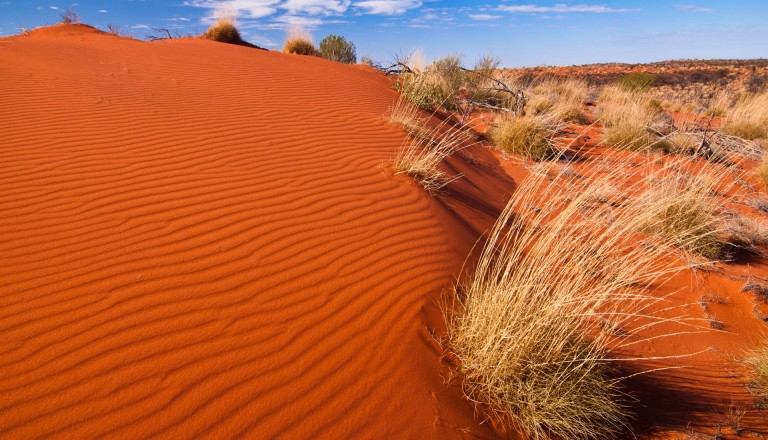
[3,23,767,440]
[0,24,507,439]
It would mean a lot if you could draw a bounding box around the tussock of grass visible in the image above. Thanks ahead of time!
[527,77,590,124]
[724,214,768,252]
[637,165,738,261]
[447,153,715,439]
[758,156,768,187]
[747,342,768,407]
[488,116,558,160]
[598,85,670,151]
[723,92,768,140]
[388,98,470,193]
[283,25,318,56]
[639,189,723,260]
[602,122,660,151]
[725,121,768,140]
[201,18,244,44]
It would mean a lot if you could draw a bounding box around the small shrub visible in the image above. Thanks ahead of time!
[394,72,441,110]
[617,72,656,91]
[319,34,356,64]
[723,214,768,251]
[60,6,79,24]
[429,55,466,110]
[393,54,466,111]
[488,116,558,160]
[598,86,668,151]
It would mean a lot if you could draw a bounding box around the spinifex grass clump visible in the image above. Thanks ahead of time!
[747,341,768,408]
[723,92,768,140]
[598,85,668,151]
[201,18,243,44]
[758,156,768,187]
[283,25,318,56]
[388,98,470,193]
[527,77,590,124]
[637,166,735,260]
[447,152,725,439]
[487,115,559,161]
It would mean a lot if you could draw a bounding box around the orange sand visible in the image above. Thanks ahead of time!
[0,24,504,439]
[1,23,767,440]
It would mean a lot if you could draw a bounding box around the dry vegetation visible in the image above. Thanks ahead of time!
[758,156,768,187]
[747,342,768,407]
[723,92,768,140]
[446,153,731,439]
[388,98,470,193]
[488,115,558,160]
[381,55,768,437]
[637,170,728,261]
[283,25,318,56]
[201,16,243,45]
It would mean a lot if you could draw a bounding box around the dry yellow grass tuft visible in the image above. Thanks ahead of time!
[447,153,731,439]
[283,25,318,56]
[527,77,590,124]
[488,115,559,161]
[638,181,723,260]
[758,155,768,187]
[598,85,668,151]
[747,341,768,407]
[201,18,243,44]
[388,98,470,193]
[723,92,768,140]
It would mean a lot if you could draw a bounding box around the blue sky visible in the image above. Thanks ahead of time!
[1,1,766,67]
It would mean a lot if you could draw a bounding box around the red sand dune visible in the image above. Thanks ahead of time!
[0,24,508,439]
[2,23,768,440]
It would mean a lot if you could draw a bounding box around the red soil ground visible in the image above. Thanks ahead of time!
[0,24,766,439]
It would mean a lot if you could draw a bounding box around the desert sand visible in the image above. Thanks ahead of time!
[1,23,767,439]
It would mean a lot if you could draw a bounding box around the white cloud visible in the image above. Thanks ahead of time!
[97,9,107,13]
[497,4,630,13]
[130,24,150,29]
[353,0,422,15]
[184,0,281,19]
[186,0,351,18]
[676,4,714,13]
[49,6,59,10]
[282,0,350,15]
[469,13,501,20]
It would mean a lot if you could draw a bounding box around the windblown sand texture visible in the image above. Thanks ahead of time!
[2,23,768,440]
[0,24,504,439]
